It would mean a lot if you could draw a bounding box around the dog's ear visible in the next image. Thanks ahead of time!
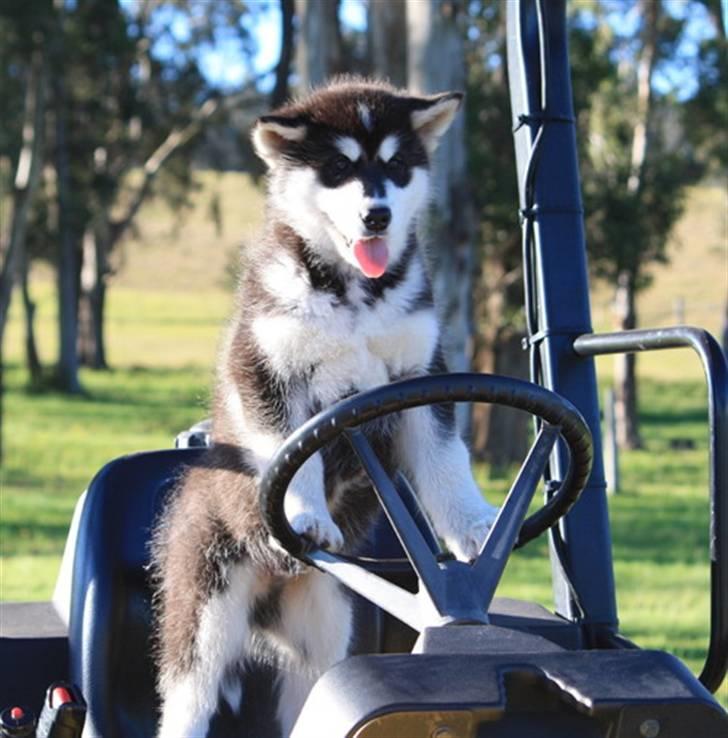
[409,92,463,154]
[252,115,307,167]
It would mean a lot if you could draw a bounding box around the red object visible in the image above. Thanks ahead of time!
[9,707,24,721]
[50,686,74,708]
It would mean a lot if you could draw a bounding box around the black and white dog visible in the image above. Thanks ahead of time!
[152,78,498,738]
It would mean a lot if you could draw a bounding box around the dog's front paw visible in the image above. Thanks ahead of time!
[289,510,344,552]
[448,503,499,561]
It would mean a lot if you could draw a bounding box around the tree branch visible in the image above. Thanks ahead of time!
[108,90,262,248]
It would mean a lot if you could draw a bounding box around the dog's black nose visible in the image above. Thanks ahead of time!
[362,206,391,233]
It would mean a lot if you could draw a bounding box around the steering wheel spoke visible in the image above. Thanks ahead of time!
[345,429,445,608]
[472,423,561,609]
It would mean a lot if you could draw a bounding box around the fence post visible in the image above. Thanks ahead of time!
[604,388,619,495]
[673,296,685,324]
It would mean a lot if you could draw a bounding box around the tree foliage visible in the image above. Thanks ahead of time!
[1,0,724,459]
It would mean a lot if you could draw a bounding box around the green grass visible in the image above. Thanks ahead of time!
[484,377,725,703]
[2,361,724,702]
[1,279,228,599]
[0,362,213,597]
[1,177,726,706]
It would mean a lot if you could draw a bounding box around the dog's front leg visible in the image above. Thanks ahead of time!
[283,451,343,551]
[396,405,498,561]
[241,420,343,550]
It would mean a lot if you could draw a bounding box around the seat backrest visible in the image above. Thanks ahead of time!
[67,449,413,738]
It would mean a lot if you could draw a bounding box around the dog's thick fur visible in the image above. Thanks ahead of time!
[152,78,498,738]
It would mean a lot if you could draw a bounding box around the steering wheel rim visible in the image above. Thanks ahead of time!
[260,373,593,561]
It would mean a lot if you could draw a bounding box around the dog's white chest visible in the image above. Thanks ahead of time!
[253,298,438,403]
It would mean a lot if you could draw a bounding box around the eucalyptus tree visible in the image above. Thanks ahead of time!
[0,0,50,457]
[406,0,475,435]
[576,0,709,449]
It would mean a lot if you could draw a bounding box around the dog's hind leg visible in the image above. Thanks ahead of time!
[270,571,352,737]
[156,563,261,738]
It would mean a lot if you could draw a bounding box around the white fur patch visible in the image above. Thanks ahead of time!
[261,255,309,306]
[377,134,399,163]
[157,565,261,738]
[396,408,498,561]
[335,136,362,162]
[358,102,372,131]
[274,573,352,734]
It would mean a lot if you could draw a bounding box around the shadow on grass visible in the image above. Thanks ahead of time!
[640,408,708,427]
[608,484,709,565]
[5,364,209,431]
[0,520,72,553]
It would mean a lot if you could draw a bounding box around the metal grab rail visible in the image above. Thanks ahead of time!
[574,326,728,693]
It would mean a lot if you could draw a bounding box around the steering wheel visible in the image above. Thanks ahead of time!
[259,373,592,631]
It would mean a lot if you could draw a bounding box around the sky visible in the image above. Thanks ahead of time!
[119,0,720,102]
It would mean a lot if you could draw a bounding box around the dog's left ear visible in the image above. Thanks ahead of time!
[252,114,307,168]
[410,92,463,154]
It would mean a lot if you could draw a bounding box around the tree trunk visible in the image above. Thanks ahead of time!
[20,250,42,385]
[613,270,642,449]
[52,11,82,394]
[613,0,658,449]
[271,0,295,107]
[295,0,343,88]
[472,329,529,466]
[77,225,108,369]
[0,40,46,459]
[407,0,474,434]
[0,44,46,354]
[368,0,407,86]
[471,259,528,464]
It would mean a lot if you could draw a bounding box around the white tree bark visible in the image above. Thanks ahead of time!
[407,0,473,431]
[368,0,407,86]
[295,0,342,89]
[0,46,46,351]
[0,43,46,458]
[613,0,659,450]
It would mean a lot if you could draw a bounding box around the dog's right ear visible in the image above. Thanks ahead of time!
[252,115,307,168]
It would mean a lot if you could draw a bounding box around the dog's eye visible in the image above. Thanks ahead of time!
[325,155,353,180]
[387,154,406,172]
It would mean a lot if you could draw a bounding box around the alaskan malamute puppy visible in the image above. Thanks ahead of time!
[153,78,498,738]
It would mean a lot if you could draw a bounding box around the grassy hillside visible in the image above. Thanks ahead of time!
[1,175,726,704]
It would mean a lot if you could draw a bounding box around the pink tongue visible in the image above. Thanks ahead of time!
[353,238,389,278]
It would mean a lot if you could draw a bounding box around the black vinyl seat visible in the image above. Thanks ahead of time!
[66,448,415,738]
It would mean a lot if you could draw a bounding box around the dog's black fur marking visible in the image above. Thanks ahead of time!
[251,583,284,631]
[231,325,290,431]
[427,345,457,435]
[407,279,435,313]
[272,84,431,193]
[291,235,350,304]
[201,520,249,598]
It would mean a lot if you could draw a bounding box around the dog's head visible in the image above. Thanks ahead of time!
[252,78,462,278]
